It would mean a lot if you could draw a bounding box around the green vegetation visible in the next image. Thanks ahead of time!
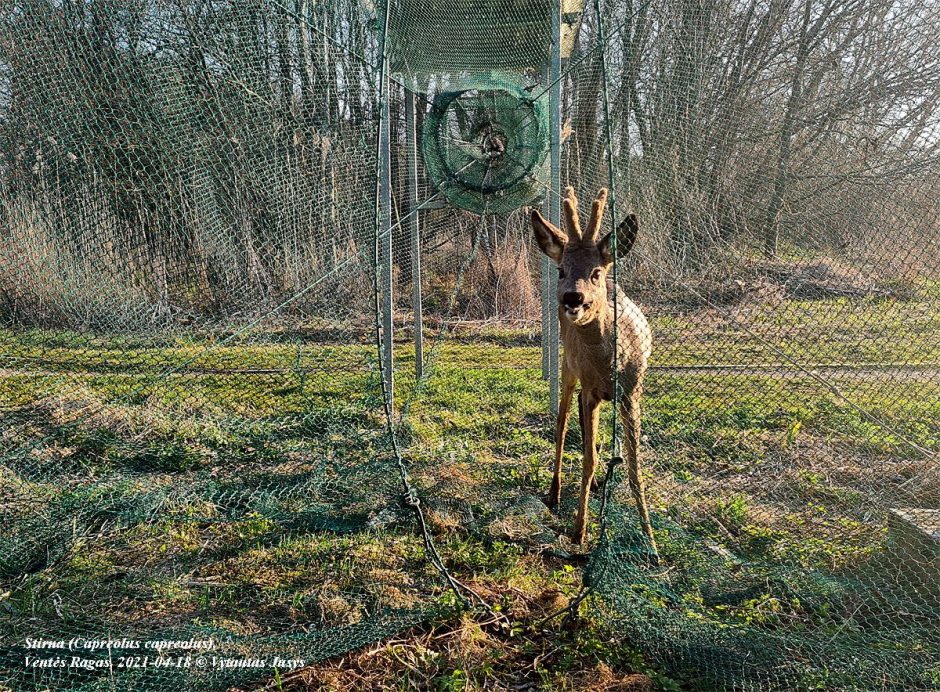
[1,291,938,688]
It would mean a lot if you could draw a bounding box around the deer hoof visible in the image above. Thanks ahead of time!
[571,519,588,545]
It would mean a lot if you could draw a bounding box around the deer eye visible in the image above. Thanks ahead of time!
[591,268,603,284]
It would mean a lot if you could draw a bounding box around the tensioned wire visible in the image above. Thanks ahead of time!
[270,0,652,107]
[527,0,652,105]
[612,196,937,466]
[532,181,938,494]
[625,161,939,463]
[594,0,629,557]
[1,0,485,655]
[540,0,646,624]
[267,0,437,112]
[371,0,490,615]
[5,1,936,683]
[177,0,937,478]
[526,13,939,470]
[533,185,937,629]
[633,247,940,459]
[334,0,934,621]
[0,193,456,647]
[2,159,463,605]
[3,199,485,583]
[396,210,489,423]
[9,0,931,544]
[0,32,375,467]
[647,214,940,465]
[550,90,939,465]
[0,127,450,599]
[0,184,444,482]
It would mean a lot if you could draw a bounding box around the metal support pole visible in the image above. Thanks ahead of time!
[547,0,562,416]
[380,72,394,405]
[540,111,550,378]
[541,254,551,380]
[405,89,423,380]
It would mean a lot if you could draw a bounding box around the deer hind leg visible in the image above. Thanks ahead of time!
[573,390,601,544]
[550,365,578,509]
[621,397,657,554]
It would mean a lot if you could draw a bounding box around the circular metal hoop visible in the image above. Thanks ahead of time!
[422,81,549,214]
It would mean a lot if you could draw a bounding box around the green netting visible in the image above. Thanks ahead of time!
[1,0,939,689]
[422,72,550,214]
[387,0,565,80]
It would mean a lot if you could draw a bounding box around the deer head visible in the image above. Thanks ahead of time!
[531,187,638,326]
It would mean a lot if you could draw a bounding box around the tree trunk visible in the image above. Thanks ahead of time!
[762,0,813,258]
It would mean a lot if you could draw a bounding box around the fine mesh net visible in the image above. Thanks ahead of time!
[1,0,938,689]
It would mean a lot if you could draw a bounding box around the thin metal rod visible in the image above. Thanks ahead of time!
[548,0,563,417]
[541,258,551,380]
[540,42,551,382]
[405,90,423,379]
[596,0,622,463]
[379,25,394,406]
[369,0,476,612]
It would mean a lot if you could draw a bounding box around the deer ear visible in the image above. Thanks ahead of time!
[598,214,639,265]
[531,209,567,263]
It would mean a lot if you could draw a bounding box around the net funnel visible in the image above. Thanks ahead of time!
[422,74,550,214]
[0,0,939,689]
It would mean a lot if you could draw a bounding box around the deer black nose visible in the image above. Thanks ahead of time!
[563,292,585,309]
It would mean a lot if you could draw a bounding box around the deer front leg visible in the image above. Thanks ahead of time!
[621,397,657,554]
[550,364,578,508]
[579,394,600,492]
[573,390,601,544]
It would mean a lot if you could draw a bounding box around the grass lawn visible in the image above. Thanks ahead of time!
[1,288,938,689]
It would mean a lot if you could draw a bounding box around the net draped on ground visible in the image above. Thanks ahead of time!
[1,0,938,689]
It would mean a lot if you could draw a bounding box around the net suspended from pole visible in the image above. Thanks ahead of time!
[1,0,939,689]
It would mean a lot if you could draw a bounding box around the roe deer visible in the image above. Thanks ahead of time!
[532,186,656,549]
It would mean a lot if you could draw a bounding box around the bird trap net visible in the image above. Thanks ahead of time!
[0,0,938,689]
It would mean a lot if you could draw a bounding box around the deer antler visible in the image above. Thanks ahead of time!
[562,186,581,239]
[587,188,608,242]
